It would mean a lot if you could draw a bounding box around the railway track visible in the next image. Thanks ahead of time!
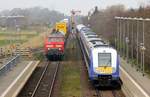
[96,89,125,97]
[18,61,59,97]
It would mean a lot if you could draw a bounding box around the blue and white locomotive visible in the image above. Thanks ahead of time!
[77,24,122,87]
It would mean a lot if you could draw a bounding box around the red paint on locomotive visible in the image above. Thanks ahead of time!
[44,33,65,60]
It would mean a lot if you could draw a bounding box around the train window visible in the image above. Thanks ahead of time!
[87,36,97,38]
[90,40,103,43]
[98,53,111,67]
[48,37,64,42]
[85,33,96,36]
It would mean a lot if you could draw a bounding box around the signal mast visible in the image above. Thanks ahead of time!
[70,10,81,30]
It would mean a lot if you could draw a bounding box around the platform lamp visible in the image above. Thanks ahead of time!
[114,17,119,52]
[120,17,127,58]
[126,17,132,63]
[141,18,150,76]
[123,18,127,59]
[115,17,120,51]
[140,43,146,76]
[130,18,134,66]
[114,17,123,56]
[133,18,140,71]
[114,16,150,76]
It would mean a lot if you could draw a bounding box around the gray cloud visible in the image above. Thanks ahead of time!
[0,0,149,15]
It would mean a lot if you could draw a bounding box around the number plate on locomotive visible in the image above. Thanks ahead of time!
[96,67,112,74]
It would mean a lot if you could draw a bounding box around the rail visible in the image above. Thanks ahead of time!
[0,55,20,76]
[96,90,124,97]
[31,62,59,97]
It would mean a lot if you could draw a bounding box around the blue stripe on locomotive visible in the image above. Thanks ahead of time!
[89,49,95,80]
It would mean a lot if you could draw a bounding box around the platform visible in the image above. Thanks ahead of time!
[0,60,39,97]
[120,59,150,97]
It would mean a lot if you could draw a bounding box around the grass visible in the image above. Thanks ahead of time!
[0,30,39,47]
[60,36,82,97]
[22,32,44,48]
[0,29,42,56]
[0,31,38,38]
[0,39,27,46]
[33,52,44,60]
[60,63,81,97]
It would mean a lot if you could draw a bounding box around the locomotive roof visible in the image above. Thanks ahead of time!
[76,24,85,30]
[81,27,91,32]
[84,32,96,35]
[91,40,108,46]
[86,35,98,38]
[49,32,65,37]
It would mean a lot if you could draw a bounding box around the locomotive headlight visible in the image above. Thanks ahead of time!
[56,45,62,48]
[58,48,61,50]
[48,48,50,50]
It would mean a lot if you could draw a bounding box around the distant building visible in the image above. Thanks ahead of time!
[0,16,26,29]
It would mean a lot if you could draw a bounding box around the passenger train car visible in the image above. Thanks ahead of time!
[77,24,121,88]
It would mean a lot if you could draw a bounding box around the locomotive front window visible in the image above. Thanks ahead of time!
[48,37,64,42]
[98,53,111,67]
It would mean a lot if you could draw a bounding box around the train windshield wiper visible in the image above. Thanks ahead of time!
[104,59,111,67]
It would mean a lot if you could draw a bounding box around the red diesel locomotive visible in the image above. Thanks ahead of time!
[44,32,65,60]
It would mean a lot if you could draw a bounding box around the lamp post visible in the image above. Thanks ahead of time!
[120,17,123,56]
[114,16,150,75]
[136,19,140,71]
[115,18,119,50]
[141,18,150,75]
[120,18,123,56]
[117,19,120,51]
[123,18,126,58]
[131,19,134,66]
[125,37,129,62]
[118,19,120,52]
[114,17,123,55]
[140,43,146,76]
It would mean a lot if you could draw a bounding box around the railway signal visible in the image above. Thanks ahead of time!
[70,10,81,39]
[70,10,81,30]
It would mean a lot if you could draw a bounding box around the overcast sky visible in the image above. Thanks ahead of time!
[0,0,149,15]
